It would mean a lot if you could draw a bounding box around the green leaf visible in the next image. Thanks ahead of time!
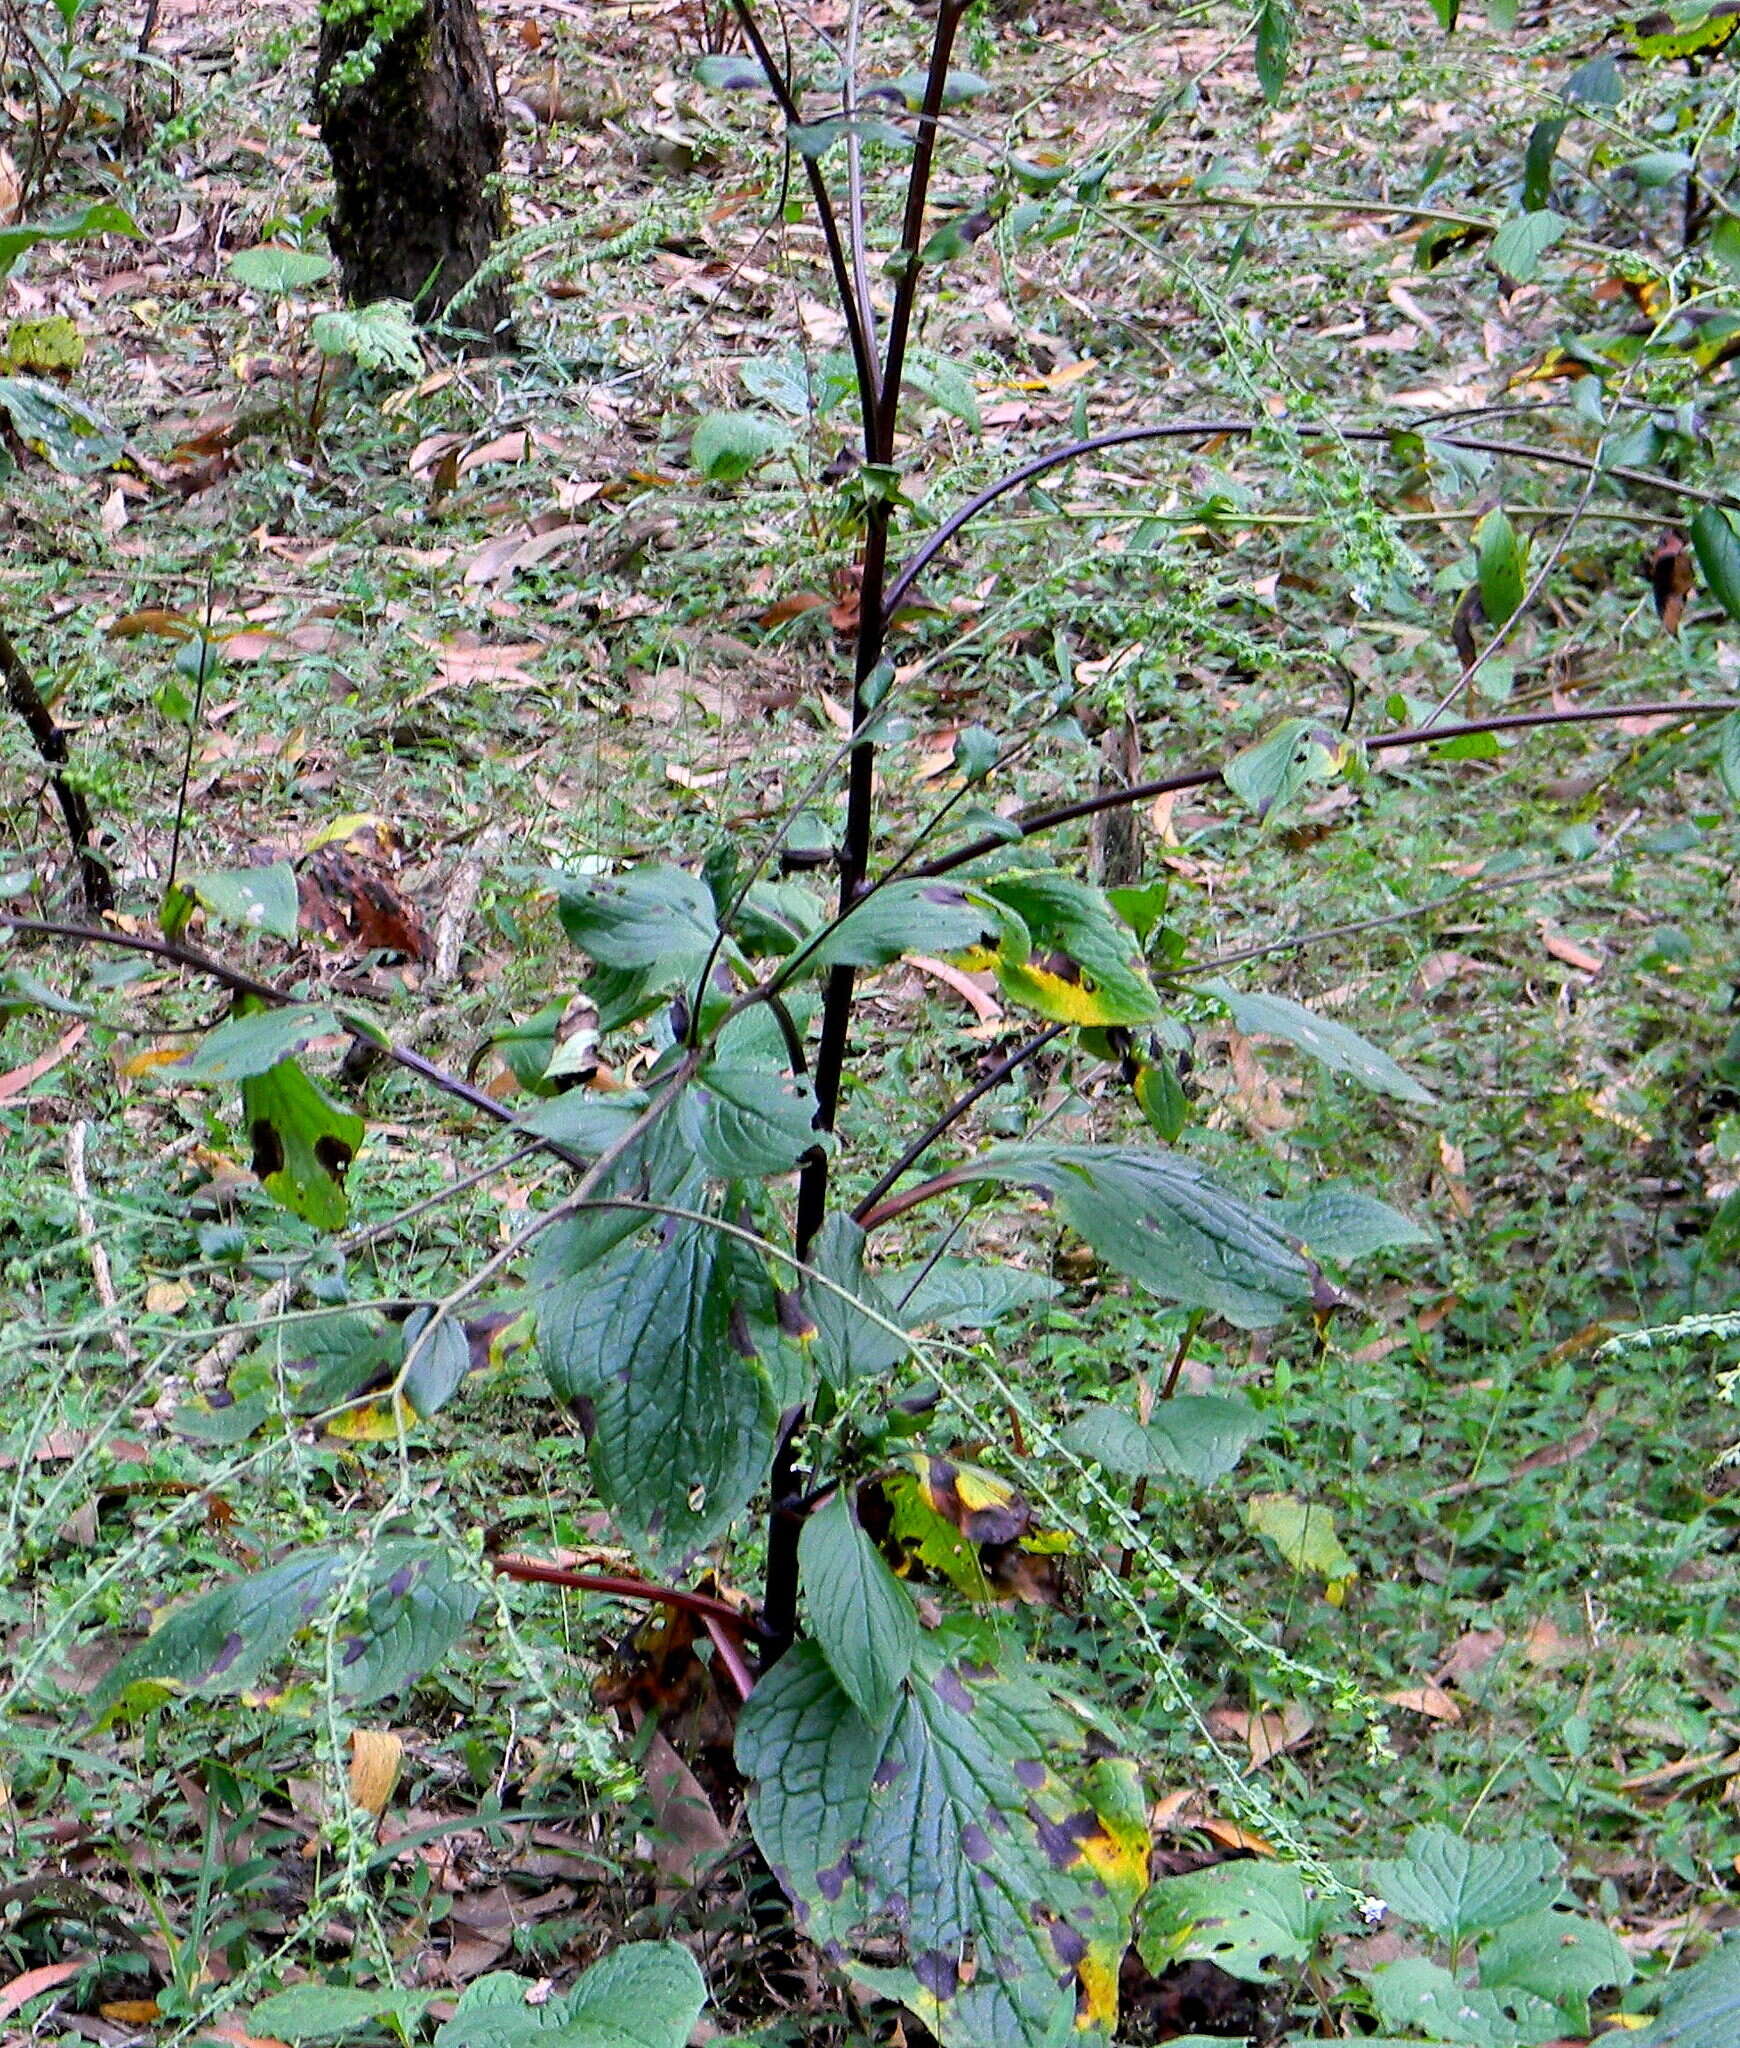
[335,1542,482,1706]
[797,879,1001,974]
[520,1091,652,1152]
[789,114,911,159]
[1222,716,1347,822]
[0,375,123,473]
[738,1630,1149,2046]
[243,1057,365,1231]
[1522,118,1567,209]
[885,1259,1060,1330]
[1254,0,1291,102]
[538,1217,774,1566]
[799,1488,919,1724]
[1107,877,1170,946]
[1488,209,1568,283]
[400,1309,473,1420]
[1691,508,1740,623]
[968,1144,1322,1327]
[1265,1185,1433,1262]
[1366,1955,1563,2046]
[682,1061,819,1179]
[901,350,981,430]
[1478,1909,1632,2031]
[171,1004,338,1083]
[435,1943,707,2048]
[0,201,141,281]
[1139,1861,1321,1983]
[1638,1934,1740,2045]
[185,861,300,941]
[695,53,770,90]
[690,409,792,481]
[556,865,722,988]
[1367,1826,1564,1945]
[90,1549,345,1717]
[977,871,1160,1027]
[1203,981,1433,1104]
[1135,1057,1191,1143]
[310,300,422,377]
[228,244,335,294]
[1243,1492,1356,1593]
[250,1985,433,2042]
[803,1212,906,1387]
[1475,506,1527,628]
[1716,711,1740,806]
[1064,1395,1268,1486]
[880,66,991,109]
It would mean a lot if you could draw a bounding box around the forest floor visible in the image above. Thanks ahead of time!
[2,0,1740,2041]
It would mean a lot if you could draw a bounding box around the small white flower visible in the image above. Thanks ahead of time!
[1359,1896,1388,1927]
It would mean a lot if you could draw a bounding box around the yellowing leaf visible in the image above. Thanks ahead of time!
[348,1729,404,1818]
[1243,1492,1356,1597]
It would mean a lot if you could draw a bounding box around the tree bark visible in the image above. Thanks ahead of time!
[315,0,513,343]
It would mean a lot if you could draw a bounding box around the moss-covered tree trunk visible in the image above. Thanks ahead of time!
[315,0,513,343]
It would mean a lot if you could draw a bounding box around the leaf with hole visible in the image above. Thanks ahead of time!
[1203,981,1433,1104]
[1365,1955,1563,2046]
[184,862,300,941]
[1478,1909,1631,2032]
[799,1487,918,1725]
[1139,1860,1325,1983]
[738,1628,1148,2046]
[242,1057,364,1231]
[1222,717,1347,822]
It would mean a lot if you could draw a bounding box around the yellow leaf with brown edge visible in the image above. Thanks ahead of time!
[325,1395,413,1442]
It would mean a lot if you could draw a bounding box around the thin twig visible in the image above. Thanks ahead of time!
[0,621,112,913]
[66,1120,137,1365]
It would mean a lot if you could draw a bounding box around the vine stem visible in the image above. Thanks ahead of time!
[906,697,1740,883]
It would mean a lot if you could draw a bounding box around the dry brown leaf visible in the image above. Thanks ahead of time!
[0,1960,84,2024]
[1436,1132,1472,1219]
[0,148,20,227]
[1207,1701,1313,1767]
[434,641,546,685]
[1435,1627,1506,1685]
[1522,1617,1590,1669]
[1538,923,1604,974]
[460,430,532,475]
[1385,1682,1463,1723]
[1200,1816,1280,1855]
[348,1729,404,1818]
[907,955,1002,1024]
[0,1022,85,1102]
[144,1280,189,1316]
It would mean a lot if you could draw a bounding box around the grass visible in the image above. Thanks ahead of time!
[2,0,1739,2039]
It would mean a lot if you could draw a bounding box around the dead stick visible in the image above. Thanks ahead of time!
[0,622,113,913]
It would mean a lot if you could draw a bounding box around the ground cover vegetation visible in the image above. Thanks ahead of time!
[3,0,1740,2040]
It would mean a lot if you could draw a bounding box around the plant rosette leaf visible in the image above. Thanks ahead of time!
[184,860,300,940]
[798,1487,919,1724]
[738,1626,1149,2046]
[1635,1933,1740,2045]
[1139,1860,1327,1983]
[249,1985,434,2042]
[1477,1908,1632,2032]
[1203,981,1433,1105]
[227,243,335,294]
[1364,1954,1565,2046]
[1366,1826,1564,1946]
[537,1215,776,1568]
[433,1941,707,2047]
[1063,1394,1268,1486]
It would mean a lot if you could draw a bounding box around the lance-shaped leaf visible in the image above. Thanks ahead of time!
[974,871,1160,1027]
[738,1630,1149,2046]
[538,1218,775,1566]
[1203,981,1433,1105]
[1475,506,1527,628]
[885,1258,1060,1330]
[1692,507,1740,624]
[802,1212,906,1386]
[335,1542,482,1706]
[960,1145,1322,1327]
[799,1488,918,1725]
[1264,1185,1433,1262]
[435,1942,707,2048]
[796,879,1002,974]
